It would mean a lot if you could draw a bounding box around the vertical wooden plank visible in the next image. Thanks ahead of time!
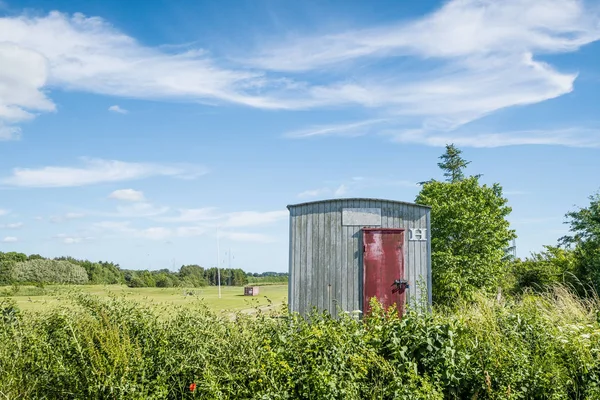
[353,199,361,312]
[413,205,421,306]
[332,202,340,317]
[322,201,331,313]
[288,208,294,313]
[341,202,349,314]
[303,205,312,315]
[332,203,338,316]
[402,203,410,304]
[307,204,316,314]
[419,208,428,307]
[347,200,354,312]
[297,207,305,315]
[426,209,433,308]
[321,202,328,312]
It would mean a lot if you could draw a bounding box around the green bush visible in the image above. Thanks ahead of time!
[1,286,600,399]
[11,259,89,284]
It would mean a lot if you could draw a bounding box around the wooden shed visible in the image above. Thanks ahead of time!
[287,198,431,317]
[244,286,260,296]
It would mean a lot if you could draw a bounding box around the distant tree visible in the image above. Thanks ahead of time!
[0,252,28,285]
[511,245,577,293]
[12,259,88,284]
[438,144,471,182]
[415,145,515,305]
[559,190,600,294]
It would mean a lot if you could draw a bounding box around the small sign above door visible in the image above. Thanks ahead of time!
[341,208,382,226]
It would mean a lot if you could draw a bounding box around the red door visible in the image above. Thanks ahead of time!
[362,228,406,316]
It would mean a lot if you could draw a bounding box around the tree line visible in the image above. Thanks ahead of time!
[0,253,288,288]
[418,144,600,306]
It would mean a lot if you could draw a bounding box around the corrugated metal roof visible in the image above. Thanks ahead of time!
[286,197,432,210]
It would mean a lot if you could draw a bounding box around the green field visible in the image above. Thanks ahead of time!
[1,284,288,314]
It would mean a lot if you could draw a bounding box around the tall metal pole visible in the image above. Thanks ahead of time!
[217,226,221,299]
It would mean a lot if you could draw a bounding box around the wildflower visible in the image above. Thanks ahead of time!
[189,382,197,392]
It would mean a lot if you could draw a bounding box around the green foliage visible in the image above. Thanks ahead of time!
[437,143,471,183]
[416,175,515,305]
[12,259,89,284]
[511,245,578,293]
[178,264,208,287]
[2,251,270,288]
[560,190,600,295]
[1,287,600,399]
[0,252,28,285]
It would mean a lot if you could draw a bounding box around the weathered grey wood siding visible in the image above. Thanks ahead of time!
[288,198,431,317]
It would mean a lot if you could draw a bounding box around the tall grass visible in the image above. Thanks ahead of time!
[1,286,599,399]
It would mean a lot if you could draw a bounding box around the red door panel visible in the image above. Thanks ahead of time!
[362,228,406,316]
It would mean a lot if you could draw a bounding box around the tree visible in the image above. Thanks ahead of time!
[559,190,600,294]
[415,146,516,305]
[510,245,577,293]
[437,144,471,183]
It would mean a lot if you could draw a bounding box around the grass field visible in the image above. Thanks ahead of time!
[1,284,288,314]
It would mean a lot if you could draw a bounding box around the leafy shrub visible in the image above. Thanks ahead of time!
[1,286,600,399]
[11,259,89,284]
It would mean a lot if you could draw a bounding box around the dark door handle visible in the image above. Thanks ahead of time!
[391,279,409,293]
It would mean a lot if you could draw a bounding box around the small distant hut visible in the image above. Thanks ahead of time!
[244,286,260,296]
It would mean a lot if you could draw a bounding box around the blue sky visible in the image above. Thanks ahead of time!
[0,0,599,272]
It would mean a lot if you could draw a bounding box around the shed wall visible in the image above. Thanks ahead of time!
[288,199,431,317]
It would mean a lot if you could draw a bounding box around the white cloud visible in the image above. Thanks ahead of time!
[260,0,600,145]
[0,126,21,141]
[389,127,600,148]
[250,0,599,71]
[108,105,128,114]
[157,208,287,228]
[334,184,348,197]
[93,220,206,241]
[159,207,220,222]
[0,222,23,229]
[0,9,287,138]
[109,188,145,202]
[284,119,389,138]
[49,212,85,223]
[2,1,596,145]
[0,209,8,216]
[2,236,17,243]
[1,157,207,187]
[53,233,93,244]
[0,42,55,140]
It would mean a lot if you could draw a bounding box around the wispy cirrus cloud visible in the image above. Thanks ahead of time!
[109,189,145,202]
[49,212,85,223]
[53,233,93,244]
[2,236,17,243]
[1,0,598,146]
[0,222,23,229]
[388,127,600,148]
[0,10,292,137]
[284,119,390,138]
[0,157,207,187]
[108,105,128,114]
[264,0,600,146]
